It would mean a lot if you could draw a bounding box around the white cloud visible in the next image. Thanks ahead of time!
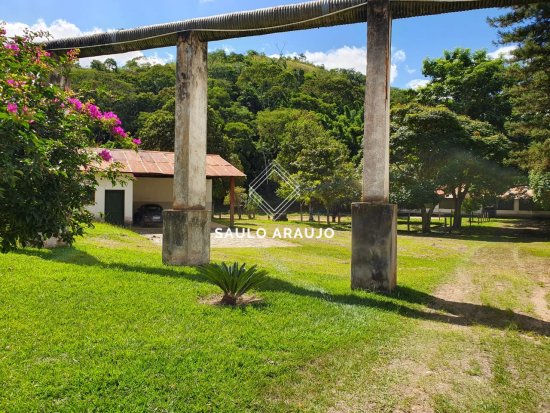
[405,65,416,74]
[4,18,173,67]
[5,18,103,40]
[392,49,406,63]
[488,45,517,60]
[406,79,429,90]
[275,46,401,83]
[302,46,367,73]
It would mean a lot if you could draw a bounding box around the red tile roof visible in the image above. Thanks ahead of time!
[94,149,245,178]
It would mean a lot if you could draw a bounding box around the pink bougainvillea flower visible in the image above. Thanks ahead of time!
[99,149,112,162]
[6,79,16,86]
[7,103,18,113]
[5,43,20,53]
[112,126,127,138]
[67,97,83,111]
[86,103,102,120]
[102,111,122,125]
[132,138,142,145]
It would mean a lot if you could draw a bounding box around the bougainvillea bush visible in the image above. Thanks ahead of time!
[0,26,136,252]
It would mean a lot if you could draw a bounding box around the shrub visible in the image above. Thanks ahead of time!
[0,26,135,251]
[198,262,268,305]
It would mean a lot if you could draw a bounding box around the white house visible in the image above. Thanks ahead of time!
[87,149,245,226]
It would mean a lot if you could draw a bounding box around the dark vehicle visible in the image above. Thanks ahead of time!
[134,204,163,226]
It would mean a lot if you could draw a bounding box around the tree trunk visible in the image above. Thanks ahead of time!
[221,293,237,306]
[300,203,303,222]
[308,202,315,222]
[452,196,465,230]
[421,206,429,233]
[421,204,436,233]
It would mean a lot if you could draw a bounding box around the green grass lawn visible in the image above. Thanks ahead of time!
[0,219,548,412]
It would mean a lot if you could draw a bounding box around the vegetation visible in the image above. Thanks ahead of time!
[0,221,548,411]
[197,261,268,305]
[390,104,514,231]
[0,27,133,252]
[69,25,548,223]
[489,3,550,209]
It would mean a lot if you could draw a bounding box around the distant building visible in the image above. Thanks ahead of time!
[435,186,550,218]
[88,149,245,226]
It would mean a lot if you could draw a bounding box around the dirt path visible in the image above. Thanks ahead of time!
[142,232,298,248]
[331,242,550,413]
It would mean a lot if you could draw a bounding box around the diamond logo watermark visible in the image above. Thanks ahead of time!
[247,161,301,217]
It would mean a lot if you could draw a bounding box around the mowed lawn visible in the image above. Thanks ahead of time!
[0,219,548,412]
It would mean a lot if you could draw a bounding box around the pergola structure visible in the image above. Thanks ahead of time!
[45,0,538,291]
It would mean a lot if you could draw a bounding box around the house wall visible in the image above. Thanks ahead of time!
[132,177,213,213]
[87,174,134,225]
[435,198,550,218]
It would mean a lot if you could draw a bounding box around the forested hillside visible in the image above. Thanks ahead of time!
[68,4,549,226]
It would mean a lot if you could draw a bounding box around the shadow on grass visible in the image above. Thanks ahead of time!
[398,218,550,243]
[14,247,205,283]
[259,278,550,337]
[14,246,550,337]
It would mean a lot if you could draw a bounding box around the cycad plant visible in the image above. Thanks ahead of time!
[198,262,268,305]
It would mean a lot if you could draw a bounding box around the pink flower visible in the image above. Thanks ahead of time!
[86,103,102,119]
[67,97,83,111]
[112,126,127,138]
[99,149,112,162]
[6,79,16,86]
[5,43,19,53]
[102,111,121,125]
[6,103,17,113]
[132,138,142,145]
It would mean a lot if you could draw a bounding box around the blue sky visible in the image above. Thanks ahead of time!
[3,0,515,88]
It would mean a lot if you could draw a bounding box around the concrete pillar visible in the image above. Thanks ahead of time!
[351,0,397,292]
[162,32,210,266]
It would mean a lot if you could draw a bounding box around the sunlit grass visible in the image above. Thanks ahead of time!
[0,219,548,412]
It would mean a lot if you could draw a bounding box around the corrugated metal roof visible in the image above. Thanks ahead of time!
[94,148,246,178]
[43,0,540,58]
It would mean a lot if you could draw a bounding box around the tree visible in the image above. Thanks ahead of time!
[418,48,511,130]
[256,108,303,161]
[390,104,514,231]
[137,110,174,151]
[104,58,118,72]
[0,27,133,251]
[390,105,459,232]
[90,59,106,71]
[489,4,550,208]
[275,111,353,222]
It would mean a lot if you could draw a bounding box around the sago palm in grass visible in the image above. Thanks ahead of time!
[198,262,268,305]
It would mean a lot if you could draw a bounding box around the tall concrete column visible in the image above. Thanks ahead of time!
[163,32,210,266]
[351,0,397,291]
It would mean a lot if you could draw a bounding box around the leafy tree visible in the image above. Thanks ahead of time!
[256,108,304,161]
[0,28,132,251]
[104,58,118,72]
[137,109,174,151]
[90,59,106,71]
[489,4,550,208]
[276,112,353,222]
[418,48,511,129]
[390,104,514,231]
[300,69,364,113]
